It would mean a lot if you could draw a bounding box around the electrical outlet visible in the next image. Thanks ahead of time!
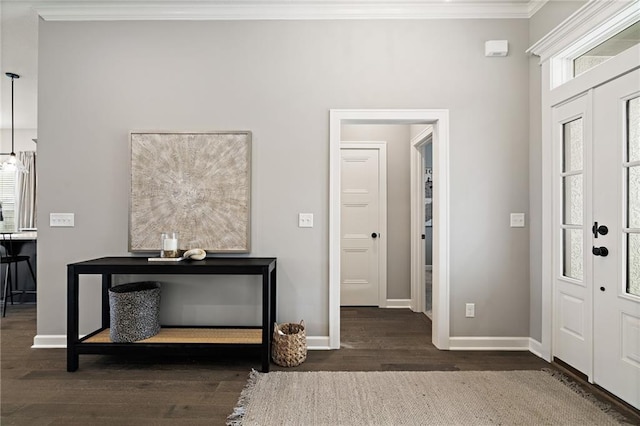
[510,213,525,228]
[50,213,75,227]
[465,303,475,318]
[298,213,313,228]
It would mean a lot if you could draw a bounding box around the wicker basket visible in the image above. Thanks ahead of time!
[272,320,307,367]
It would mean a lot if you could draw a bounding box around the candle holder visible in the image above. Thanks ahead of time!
[160,232,179,258]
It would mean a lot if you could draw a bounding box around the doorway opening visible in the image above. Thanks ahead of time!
[410,128,433,319]
[329,109,450,350]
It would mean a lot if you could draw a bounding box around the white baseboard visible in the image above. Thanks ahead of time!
[307,336,331,350]
[449,336,531,351]
[528,338,543,358]
[32,334,67,348]
[385,299,411,308]
[31,333,539,354]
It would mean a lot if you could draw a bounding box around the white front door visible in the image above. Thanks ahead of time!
[340,145,386,306]
[592,69,640,409]
[553,94,593,376]
[553,69,640,409]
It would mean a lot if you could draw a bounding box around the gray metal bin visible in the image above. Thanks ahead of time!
[108,281,161,342]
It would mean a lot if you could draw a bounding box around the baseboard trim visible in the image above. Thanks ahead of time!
[385,299,411,308]
[33,334,536,353]
[528,338,543,358]
[307,336,331,350]
[449,336,531,351]
[32,334,67,348]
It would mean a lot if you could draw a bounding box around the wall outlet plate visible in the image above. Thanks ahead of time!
[510,213,525,228]
[465,303,475,318]
[299,213,313,228]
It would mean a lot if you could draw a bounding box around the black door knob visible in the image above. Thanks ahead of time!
[600,287,606,292]
[371,233,378,239]
[592,222,609,238]
[592,246,609,257]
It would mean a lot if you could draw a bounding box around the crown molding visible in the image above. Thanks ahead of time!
[34,1,538,21]
[527,0,548,17]
[527,0,638,63]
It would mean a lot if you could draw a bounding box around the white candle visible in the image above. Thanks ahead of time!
[163,238,177,251]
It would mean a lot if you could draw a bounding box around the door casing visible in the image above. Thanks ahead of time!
[410,127,433,314]
[329,109,450,350]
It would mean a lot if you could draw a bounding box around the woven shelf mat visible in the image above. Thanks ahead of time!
[84,328,262,344]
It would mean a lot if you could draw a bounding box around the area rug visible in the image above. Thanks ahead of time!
[227,369,627,425]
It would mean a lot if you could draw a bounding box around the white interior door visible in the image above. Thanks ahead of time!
[592,69,640,410]
[340,145,386,306]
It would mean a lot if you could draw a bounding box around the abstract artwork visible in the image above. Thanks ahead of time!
[129,131,251,253]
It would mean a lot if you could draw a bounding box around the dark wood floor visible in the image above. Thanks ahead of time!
[2,305,638,425]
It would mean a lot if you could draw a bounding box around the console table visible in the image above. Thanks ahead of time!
[67,256,276,372]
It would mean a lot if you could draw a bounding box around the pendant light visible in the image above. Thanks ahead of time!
[1,72,28,173]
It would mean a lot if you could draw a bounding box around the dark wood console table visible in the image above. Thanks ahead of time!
[67,256,276,372]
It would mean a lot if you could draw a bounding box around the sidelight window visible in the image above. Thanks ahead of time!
[626,96,640,296]
[562,118,584,281]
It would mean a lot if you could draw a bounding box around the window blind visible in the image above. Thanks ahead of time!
[0,169,17,232]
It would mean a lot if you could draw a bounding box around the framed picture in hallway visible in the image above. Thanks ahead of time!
[129,131,252,253]
[425,167,433,227]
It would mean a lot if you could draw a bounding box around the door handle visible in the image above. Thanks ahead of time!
[371,233,378,239]
[592,222,609,238]
[592,246,609,257]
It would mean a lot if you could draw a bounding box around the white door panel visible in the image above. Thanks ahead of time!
[592,69,640,409]
[552,94,593,375]
[553,69,640,409]
[340,146,386,306]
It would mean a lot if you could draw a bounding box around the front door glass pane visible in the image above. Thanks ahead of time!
[563,175,583,225]
[627,96,640,297]
[628,234,640,297]
[629,166,640,229]
[629,97,640,162]
[563,229,583,280]
[563,119,583,172]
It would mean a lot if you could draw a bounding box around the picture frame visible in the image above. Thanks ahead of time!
[425,167,433,227]
[129,131,251,253]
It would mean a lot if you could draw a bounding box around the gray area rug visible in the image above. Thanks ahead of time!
[227,369,626,425]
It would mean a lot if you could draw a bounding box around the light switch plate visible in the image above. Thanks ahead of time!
[50,213,75,227]
[298,213,313,228]
[510,213,525,228]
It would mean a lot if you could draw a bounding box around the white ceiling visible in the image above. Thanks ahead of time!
[0,0,547,136]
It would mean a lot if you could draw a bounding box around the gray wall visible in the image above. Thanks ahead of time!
[528,0,587,342]
[341,124,411,300]
[38,18,531,339]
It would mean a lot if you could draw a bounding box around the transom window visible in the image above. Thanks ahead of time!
[574,20,640,77]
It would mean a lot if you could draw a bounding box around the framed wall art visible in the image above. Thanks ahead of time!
[129,131,251,253]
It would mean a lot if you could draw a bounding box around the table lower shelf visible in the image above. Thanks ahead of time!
[83,327,263,345]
